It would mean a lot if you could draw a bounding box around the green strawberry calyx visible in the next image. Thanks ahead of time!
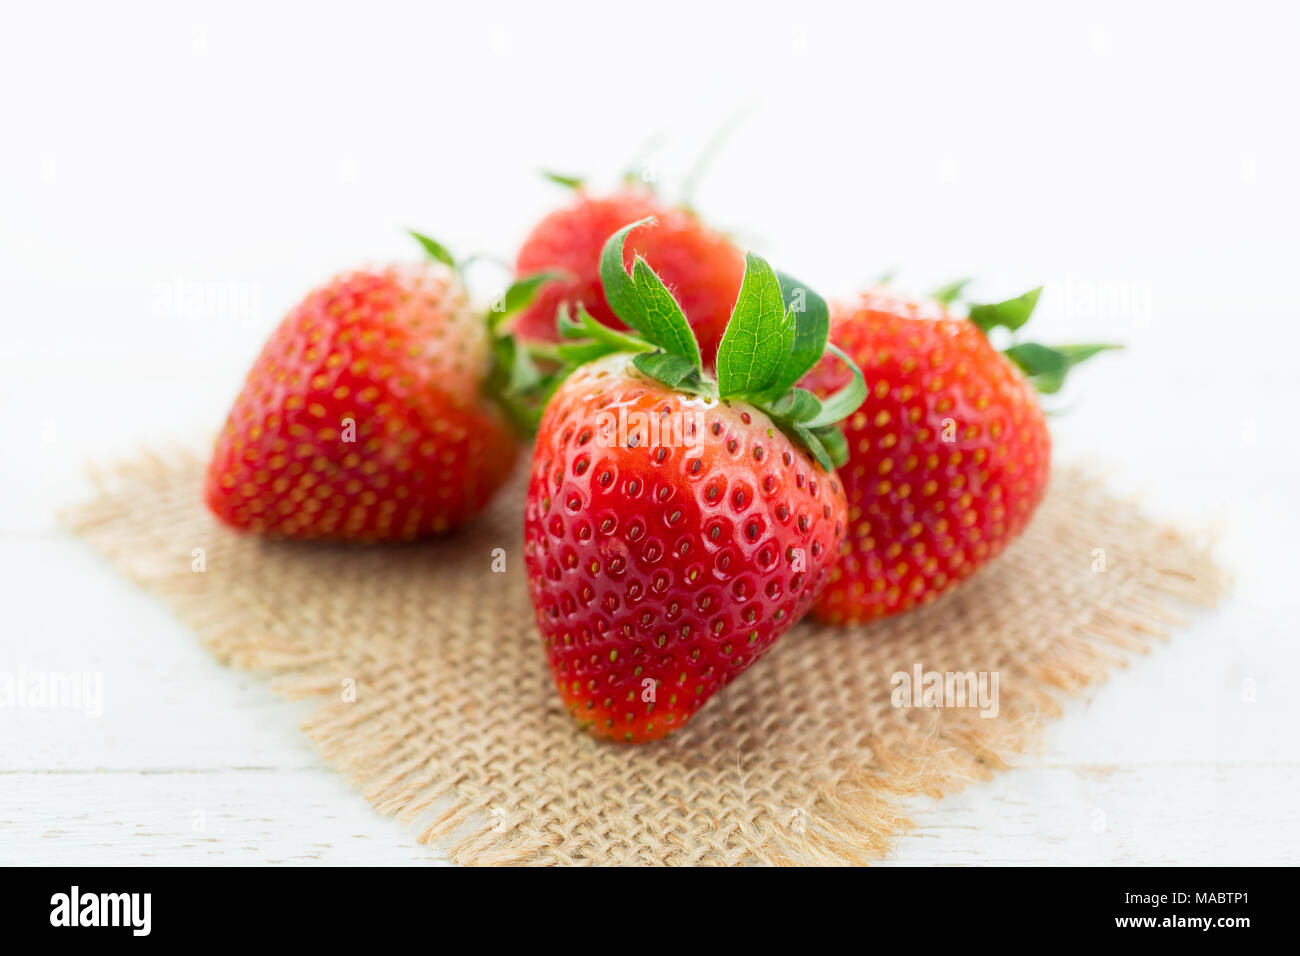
[408,229,458,270]
[541,170,587,191]
[555,217,866,471]
[936,280,1122,395]
[480,269,575,435]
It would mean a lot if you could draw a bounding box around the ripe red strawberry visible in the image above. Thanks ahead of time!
[205,250,519,541]
[511,187,745,366]
[524,220,863,742]
[801,284,1116,624]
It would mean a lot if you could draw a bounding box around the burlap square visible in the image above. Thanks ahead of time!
[64,449,1225,865]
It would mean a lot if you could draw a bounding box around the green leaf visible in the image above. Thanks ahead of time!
[556,301,590,339]
[790,423,833,472]
[488,270,567,330]
[932,278,972,306]
[1056,343,1124,366]
[969,285,1043,333]
[542,170,585,190]
[1006,341,1121,395]
[709,261,850,469]
[766,387,823,423]
[551,303,650,358]
[1004,342,1069,378]
[487,334,543,397]
[630,258,702,364]
[408,230,456,269]
[556,340,620,365]
[491,369,567,436]
[1031,371,1067,394]
[803,343,866,429]
[632,351,701,390]
[599,220,650,332]
[751,271,829,399]
[502,338,542,394]
[598,219,701,367]
[811,425,849,469]
[715,253,794,399]
[483,332,564,437]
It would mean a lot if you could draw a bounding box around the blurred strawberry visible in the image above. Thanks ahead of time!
[511,186,745,366]
[204,235,536,541]
[802,284,1118,624]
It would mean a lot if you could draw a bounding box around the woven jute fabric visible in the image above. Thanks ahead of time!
[64,449,1225,865]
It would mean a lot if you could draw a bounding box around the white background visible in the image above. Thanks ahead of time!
[2,1,1297,864]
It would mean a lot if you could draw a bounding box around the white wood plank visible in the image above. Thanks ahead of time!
[2,764,1294,866]
[1,536,329,772]
[882,764,1300,866]
[0,770,444,866]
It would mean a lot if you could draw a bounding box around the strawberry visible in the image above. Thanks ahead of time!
[204,234,539,541]
[524,219,865,742]
[801,284,1118,624]
[511,186,745,366]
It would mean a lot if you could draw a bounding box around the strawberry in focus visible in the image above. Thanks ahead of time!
[205,255,518,541]
[802,285,1116,624]
[524,219,864,742]
[527,354,847,742]
[512,188,745,366]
